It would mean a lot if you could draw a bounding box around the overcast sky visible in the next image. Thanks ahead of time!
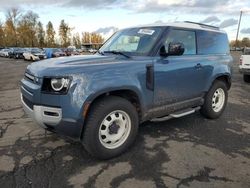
[0,0,249,40]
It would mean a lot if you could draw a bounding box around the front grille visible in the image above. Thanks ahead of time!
[22,95,34,110]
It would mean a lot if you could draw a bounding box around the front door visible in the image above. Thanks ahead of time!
[153,29,207,109]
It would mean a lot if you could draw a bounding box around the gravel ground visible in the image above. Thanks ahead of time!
[0,52,249,188]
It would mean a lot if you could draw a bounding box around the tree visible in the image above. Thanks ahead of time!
[0,9,105,48]
[82,32,91,44]
[72,32,81,48]
[0,21,5,47]
[230,40,236,48]
[4,8,21,46]
[230,38,250,48]
[82,32,104,44]
[46,21,56,47]
[91,32,104,43]
[37,21,45,47]
[241,37,250,47]
[17,11,39,47]
[59,19,72,47]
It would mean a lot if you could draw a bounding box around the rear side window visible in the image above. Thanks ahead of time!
[165,29,196,55]
[197,31,229,55]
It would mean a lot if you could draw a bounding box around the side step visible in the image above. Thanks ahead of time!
[151,107,201,122]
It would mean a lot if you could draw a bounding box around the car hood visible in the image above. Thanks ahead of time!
[26,54,130,77]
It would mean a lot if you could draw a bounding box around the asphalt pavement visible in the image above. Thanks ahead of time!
[0,52,249,188]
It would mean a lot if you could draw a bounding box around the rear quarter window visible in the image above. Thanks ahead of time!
[197,30,229,55]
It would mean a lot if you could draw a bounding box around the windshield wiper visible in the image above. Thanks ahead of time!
[104,50,130,58]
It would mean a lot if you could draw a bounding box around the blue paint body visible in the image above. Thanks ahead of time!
[20,26,233,140]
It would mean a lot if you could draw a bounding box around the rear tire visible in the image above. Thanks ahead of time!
[82,96,139,159]
[200,81,228,119]
[243,74,250,83]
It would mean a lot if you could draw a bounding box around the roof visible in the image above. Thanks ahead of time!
[130,21,225,33]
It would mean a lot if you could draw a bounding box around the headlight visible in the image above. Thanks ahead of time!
[41,77,71,94]
[51,78,70,91]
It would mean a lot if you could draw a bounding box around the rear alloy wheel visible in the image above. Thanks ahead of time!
[201,81,228,119]
[243,74,250,83]
[212,88,225,113]
[82,96,138,159]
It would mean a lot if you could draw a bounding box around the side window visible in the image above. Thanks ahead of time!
[197,31,229,55]
[165,30,196,55]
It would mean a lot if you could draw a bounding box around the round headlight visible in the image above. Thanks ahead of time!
[51,78,69,91]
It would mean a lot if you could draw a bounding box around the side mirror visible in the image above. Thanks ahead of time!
[168,42,185,56]
[159,45,168,57]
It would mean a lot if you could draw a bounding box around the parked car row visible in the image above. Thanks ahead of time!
[0,48,10,57]
[0,47,85,61]
[63,48,81,56]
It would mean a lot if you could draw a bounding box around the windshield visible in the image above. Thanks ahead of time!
[99,27,163,56]
[31,49,43,53]
[53,49,62,52]
[14,48,22,52]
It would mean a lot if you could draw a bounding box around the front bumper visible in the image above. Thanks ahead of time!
[33,56,40,60]
[21,94,62,128]
[21,93,83,139]
[20,76,84,140]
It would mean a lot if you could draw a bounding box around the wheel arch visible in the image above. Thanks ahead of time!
[214,74,231,90]
[208,73,231,91]
[80,87,143,138]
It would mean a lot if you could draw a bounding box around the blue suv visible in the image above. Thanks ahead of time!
[21,22,233,159]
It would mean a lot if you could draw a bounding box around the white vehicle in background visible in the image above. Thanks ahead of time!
[23,48,46,61]
[239,48,250,83]
[88,48,97,53]
[0,49,10,57]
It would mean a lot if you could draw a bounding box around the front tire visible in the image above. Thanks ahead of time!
[82,96,139,159]
[243,74,250,83]
[201,81,228,119]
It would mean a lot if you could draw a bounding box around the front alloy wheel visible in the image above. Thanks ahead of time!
[99,110,131,149]
[82,96,138,159]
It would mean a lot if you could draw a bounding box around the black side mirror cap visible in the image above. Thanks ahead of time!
[168,42,185,56]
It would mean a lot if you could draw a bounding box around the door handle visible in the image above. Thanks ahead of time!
[195,63,202,69]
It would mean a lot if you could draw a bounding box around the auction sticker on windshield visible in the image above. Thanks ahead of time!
[138,29,155,35]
